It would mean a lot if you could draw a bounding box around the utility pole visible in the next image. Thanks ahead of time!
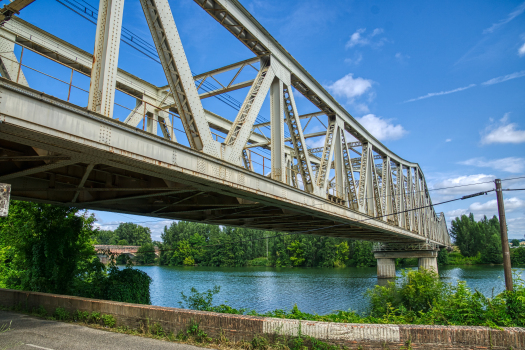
[495,179,513,291]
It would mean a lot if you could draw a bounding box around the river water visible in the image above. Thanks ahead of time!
[133,265,525,315]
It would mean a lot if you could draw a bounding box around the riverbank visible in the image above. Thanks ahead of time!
[1,288,524,350]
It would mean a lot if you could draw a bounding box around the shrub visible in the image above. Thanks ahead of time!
[54,307,70,321]
[101,314,116,328]
[104,267,152,304]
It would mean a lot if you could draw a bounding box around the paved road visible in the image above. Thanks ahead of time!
[0,311,209,350]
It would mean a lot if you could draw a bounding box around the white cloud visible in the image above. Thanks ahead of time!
[447,197,525,219]
[344,53,363,65]
[470,197,525,212]
[431,174,496,195]
[519,42,525,57]
[483,2,525,34]
[482,70,525,85]
[345,28,386,49]
[459,157,525,174]
[404,84,476,103]
[355,114,407,141]
[482,114,525,144]
[445,138,452,142]
[395,52,410,62]
[326,73,373,101]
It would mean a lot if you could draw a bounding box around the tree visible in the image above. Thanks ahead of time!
[0,201,152,305]
[0,201,100,294]
[135,242,157,265]
[511,239,520,247]
[114,223,152,246]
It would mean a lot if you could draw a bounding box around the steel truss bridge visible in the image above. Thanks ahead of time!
[0,0,450,247]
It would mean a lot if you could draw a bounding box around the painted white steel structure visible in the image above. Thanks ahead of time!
[0,0,450,246]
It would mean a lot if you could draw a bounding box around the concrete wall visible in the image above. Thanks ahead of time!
[0,288,524,349]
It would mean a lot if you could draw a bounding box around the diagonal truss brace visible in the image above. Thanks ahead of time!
[316,117,337,194]
[283,84,315,193]
[340,129,358,210]
[224,59,274,163]
[139,0,219,156]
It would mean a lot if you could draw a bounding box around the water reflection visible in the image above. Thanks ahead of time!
[132,265,524,315]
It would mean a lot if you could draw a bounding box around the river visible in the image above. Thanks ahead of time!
[132,265,525,315]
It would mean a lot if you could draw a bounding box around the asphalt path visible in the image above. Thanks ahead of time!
[0,311,210,350]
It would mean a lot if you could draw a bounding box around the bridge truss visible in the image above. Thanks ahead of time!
[0,0,450,247]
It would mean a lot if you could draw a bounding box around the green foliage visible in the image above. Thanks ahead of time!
[511,239,520,247]
[74,310,89,322]
[113,223,152,246]
[104,266,152,304]
[179,285,220,311]
[437,249,449,266]
[247,257,270,266]
[54,307,70,321]
[90,311,101,323]
[135,242,157,265]
[101,314,116,328]
[450,214,502,262]
[0,201,151,306]
[159,221,373,268]
[0,201,100,294]
[511,247,525,265]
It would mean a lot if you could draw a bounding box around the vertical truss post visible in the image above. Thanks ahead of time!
[316,118,337,194]
[414,170,421,235]
[88,0,125,118]
[270,78,284,182]
[140,0,219,156]
[407,167,414,231]
[370,155,384,219]
[283,84,315,193]
[405,168,411,230]
[285,153,292,185]
[333,124,345,199]
[340,129,358,210]
[397,164,405,228]
[388,161,399,226]
[381,157,391,222]
[358,142,374,216]
[224,58,274,163]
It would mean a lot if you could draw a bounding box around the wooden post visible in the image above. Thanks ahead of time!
[495,179,513,291]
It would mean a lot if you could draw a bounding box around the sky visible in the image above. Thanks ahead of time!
[9,0,525,241]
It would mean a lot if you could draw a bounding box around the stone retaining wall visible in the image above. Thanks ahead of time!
[1,288,524,349]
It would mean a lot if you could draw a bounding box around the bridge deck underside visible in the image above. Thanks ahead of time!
[0,79,434,244]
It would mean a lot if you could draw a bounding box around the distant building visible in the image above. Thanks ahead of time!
[520,241,525,246]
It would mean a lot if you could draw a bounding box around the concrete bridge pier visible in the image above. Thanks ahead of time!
[373,243,440,279]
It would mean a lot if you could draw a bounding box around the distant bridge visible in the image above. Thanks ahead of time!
[95,245,159,264]
[0,0,449,277]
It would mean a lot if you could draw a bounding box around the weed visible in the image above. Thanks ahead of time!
[101,314,116,328]
[252,335,270,350]
[34,306,47,317]
[150,322,165,337]
[89,311,101,323]
[54,307,69,321]
[74,310,90,322]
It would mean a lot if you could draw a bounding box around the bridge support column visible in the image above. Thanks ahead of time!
[373,243,440,278]
[418,257,438,273]
[376,258,396,278]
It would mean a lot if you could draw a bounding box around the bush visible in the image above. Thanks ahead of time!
[54,307,70,321]
[101,314,116,328]
[104,267,152,304]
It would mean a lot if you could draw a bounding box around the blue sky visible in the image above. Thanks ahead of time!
[10,0,525,240]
